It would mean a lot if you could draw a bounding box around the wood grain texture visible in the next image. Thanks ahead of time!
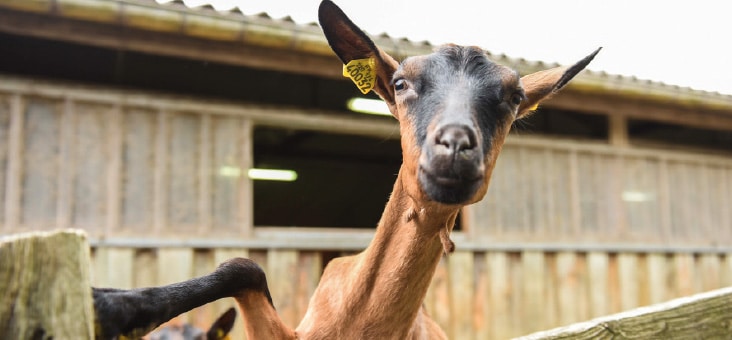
[516,286,732,340]
[0,229,94,339]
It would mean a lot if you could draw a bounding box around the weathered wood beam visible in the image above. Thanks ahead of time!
[516,286,732,339]
[0,229,94,339]
[549,90,732,132]
[0,9,343,80]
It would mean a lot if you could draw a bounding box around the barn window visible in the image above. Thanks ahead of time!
[251,126,401,228]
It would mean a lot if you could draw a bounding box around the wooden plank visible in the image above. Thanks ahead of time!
[608,155,626,237]
[0,230,95,339]
[296,251,322,320]
[543,149,556,237]
[723,168,732,242]
[121,108,156,232]
[543,252,558,329]
[568,151,581,236]
[517,147,532,233]
[509,252,524,338]
[426,256,450,335]
[574,254,590,323]
[266,250,299,328]
[105,104,122,234]
[723,253,732,288]
[672,253,697,298]
[168,112,200,232]
[133,249,158,288]
[447,251,474,339]
[657,159,672,241]
[0,96,9,228]
[549,151,572,237]
[3,94,23,230]
[238,119,254,236]
[699,254,721,292]
[556,252,579,326]
[198,114,212,233]
[486,252,511,340]
[646,253,669,304]
[586,252,609,318]
[72,102,109,232]
[577,152,599,235]
[617,253,639,311]
[153,109,169,234]
[21,98,60,227]
[55,98,75,230]
[157,248,194,323]
[473,252,489,339]
[696,164,713,242]
[517,286,732,340]
[212,116,242,233]
[92,247,134,289]
[707,166,730,244]
[522,251,546,334]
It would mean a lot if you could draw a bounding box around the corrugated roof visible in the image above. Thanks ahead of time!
[1,0,731,112]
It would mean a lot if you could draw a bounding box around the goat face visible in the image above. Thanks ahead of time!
[319,0,599,206]
[393,45,525,204]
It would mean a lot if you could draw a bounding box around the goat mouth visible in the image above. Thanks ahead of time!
[418,166,483,204]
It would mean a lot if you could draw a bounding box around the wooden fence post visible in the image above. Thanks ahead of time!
[0,229,94,339]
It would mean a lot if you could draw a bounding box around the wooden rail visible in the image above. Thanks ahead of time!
[518,286,732,339]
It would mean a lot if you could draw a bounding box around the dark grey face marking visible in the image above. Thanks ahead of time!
[393,45,523,204]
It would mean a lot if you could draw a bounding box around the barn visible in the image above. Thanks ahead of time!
[1,0,731,338]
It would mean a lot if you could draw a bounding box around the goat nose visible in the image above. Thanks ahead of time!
[436,125,476,152]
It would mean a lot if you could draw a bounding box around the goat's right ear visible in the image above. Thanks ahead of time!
[319,0,399,110]
[517,48,601,118]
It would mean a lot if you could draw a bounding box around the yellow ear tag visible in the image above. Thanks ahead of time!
[343,58,377,94]
[528,103,539,111]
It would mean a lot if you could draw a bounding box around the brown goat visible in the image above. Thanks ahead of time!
[92,1,598,338]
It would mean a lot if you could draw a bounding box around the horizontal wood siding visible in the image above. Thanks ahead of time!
[468,143,732,245]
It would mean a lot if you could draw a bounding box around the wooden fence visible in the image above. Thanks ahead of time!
[88,245,732,339]
[5,230,732,339]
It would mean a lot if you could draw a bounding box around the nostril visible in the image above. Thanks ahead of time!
[437,125,475,152]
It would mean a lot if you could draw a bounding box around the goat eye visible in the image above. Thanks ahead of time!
[510,93,524,106]
[394,79,408,91]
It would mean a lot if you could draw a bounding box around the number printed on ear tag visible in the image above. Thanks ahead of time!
[343,58,376,94]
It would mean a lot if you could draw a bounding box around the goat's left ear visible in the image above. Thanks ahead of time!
[318,0,399,110]
[517,48,601,118]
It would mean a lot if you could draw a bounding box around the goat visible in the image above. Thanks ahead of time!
[292,2,598,338]
[92,1,598,338]
[146,307,237,340]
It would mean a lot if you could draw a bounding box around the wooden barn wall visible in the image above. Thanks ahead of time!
[466,140,732,245]
[2,76,732,338]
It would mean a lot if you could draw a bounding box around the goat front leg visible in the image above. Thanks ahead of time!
[93,258,295,340]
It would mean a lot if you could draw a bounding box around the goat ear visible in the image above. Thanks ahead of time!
[318,0,399,108]
[517,48,601,118]
[206,307,237,340]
